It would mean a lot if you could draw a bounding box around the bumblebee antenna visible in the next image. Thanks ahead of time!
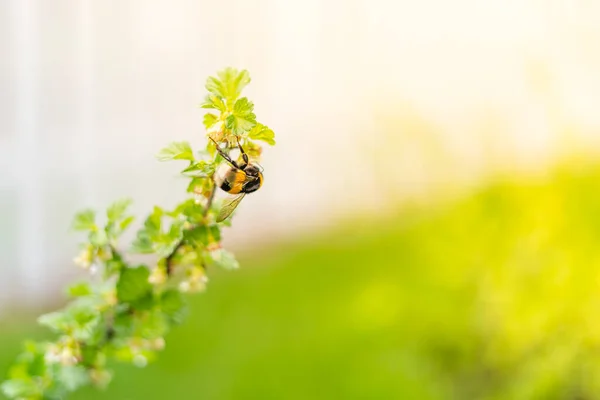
[236,136,250,167]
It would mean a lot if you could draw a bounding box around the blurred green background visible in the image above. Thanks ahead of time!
[3,1,600,398]
[4,163,600,399]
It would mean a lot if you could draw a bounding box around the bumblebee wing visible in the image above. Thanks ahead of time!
[217,193,246,222]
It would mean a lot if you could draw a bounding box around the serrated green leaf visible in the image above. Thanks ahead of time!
[226,97,257,134]
[167,220,185,242]
[248,122,276,145]
[200,95,225,112]
[131,230,154,254]
[156,142,194,162]
[107,198,132,222]
[203,113,218,130]
[160,289,188,325]
[145,206,163,235]
[208,249,240,270]
[73,209,96,231]
[57,365,90,392]
[205,76,225,99]
[154,241,179,259]
[38,311,70,332]
[70,307,101,341]
[168,199,206,224]
[117,267,152,304]
[206,68,251,103]
[112,311,134,338]
[233,97,254,114]
[185,223,220,244]
[167,199,195,218]
[66,282,92,297]
[184,226,210,246]
[181,162,215,178]
[135,310,169,339]
[38,307,100,341]
[130,292,155,311]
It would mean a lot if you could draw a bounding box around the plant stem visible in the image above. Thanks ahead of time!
[165,181,217,275]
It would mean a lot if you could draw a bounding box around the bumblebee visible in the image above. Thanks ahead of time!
[211,137,263,222]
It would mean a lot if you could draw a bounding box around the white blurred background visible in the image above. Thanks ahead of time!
[1,0,600,313]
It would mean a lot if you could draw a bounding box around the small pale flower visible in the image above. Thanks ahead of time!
[149,266,167,285]
[60,346,78,366]
[179,266,208,293]
[73,246,93,269]
[151,337,166,351]
[44,344,62,364]
[179,280,191,293]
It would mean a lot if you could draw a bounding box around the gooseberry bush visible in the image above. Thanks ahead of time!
[1,68,275,399]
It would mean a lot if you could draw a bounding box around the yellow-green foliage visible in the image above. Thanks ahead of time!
[3,165,600,400]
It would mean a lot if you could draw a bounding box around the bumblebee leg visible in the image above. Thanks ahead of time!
[236,137,249,168]
[209,137,240,169]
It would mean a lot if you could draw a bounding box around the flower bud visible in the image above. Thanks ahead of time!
[73,245,93,269]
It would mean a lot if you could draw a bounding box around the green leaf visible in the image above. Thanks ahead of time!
[184,226,210,246]
[37,306,100,341]
[209,224,221,242]
[200,95,225,112]
[107,198,133,222]
[135,310,169,339]
[160,289,188,325]
[112,310,135,338]
[203,113,218,129]
[130,292,155,311]
[169,199,207,224]
[208,249,240,270]
[169,221,184,239]
[181,162,215,178]
[167,199,196,218]
[89,229,108,247]
[233,97,254,115]
[131,230,154,254]
[248,122,276,145]
[1,379,39,399]
[117,266,152,304]
[185,224,220,245]
[73,209,96,231]
[154,242,178,259]
[144,206,164,236]
[226,97,257,134]
[106,258,126,275]
[119,215,135,232]
[38,311,71,332]
[186,178,202,193]
[66,282,92,297]
[70,306,101,341]
[205,67,251,103]
[156,142,194,162]
[57,365,90,391]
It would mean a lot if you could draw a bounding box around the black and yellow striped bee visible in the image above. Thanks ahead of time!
[211,137,263,222]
